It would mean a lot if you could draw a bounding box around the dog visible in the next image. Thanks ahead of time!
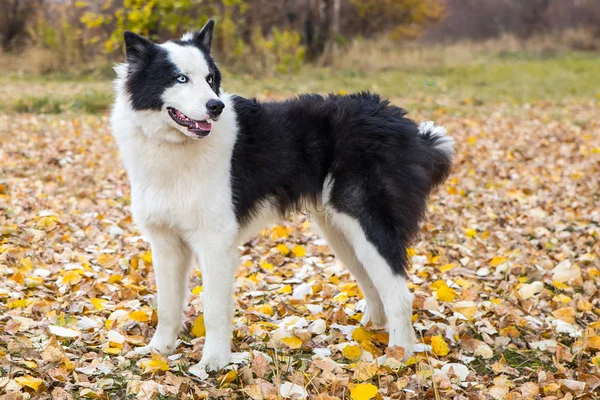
[110,19,454,371]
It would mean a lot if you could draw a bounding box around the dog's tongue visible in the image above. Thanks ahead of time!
[190,120,211,131]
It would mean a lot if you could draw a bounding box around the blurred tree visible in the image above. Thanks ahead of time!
[0,0,44,51]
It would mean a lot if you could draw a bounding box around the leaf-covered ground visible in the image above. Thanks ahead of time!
[1,99,599,399]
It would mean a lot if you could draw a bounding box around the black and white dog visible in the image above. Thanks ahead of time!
[110,20,453,370]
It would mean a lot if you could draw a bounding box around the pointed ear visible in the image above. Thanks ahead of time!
[123,31,157,67]
[193,19,215,51]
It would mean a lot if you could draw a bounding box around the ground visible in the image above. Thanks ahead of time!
[0,52,599,399]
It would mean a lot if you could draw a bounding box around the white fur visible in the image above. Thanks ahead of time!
[419,120,455,157]
[112,42,241,370]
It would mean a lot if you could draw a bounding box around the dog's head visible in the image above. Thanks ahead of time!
[121,20,223,141]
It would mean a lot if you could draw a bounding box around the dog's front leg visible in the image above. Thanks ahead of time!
[194,240,239,371]
[136,229,192,355]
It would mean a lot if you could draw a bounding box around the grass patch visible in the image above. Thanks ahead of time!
[7,91,111,114]
[0,51,598,115]
[469,347,557,377]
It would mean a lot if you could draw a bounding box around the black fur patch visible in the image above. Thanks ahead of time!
[231,93,452,276]
[126,47,179,111]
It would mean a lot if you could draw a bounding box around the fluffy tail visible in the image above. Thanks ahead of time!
[418,121,454,187]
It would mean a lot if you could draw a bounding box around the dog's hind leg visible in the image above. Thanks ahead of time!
[314,213,386,326]
[136,229,192,355]
[326,209,417,358]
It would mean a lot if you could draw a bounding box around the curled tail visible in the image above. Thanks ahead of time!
[418,121,454,188]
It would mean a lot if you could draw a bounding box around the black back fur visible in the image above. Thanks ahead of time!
[231,92,452,275]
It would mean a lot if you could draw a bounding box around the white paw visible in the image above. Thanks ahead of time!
[360,299,387,326]
[388,322,417,360]
[199,340,231,371]
[135,332,180,355]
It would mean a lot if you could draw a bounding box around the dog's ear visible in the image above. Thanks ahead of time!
[124,31,156,68]
[193,19,215,52]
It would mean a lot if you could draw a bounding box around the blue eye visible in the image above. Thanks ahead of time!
[176,74,188,83]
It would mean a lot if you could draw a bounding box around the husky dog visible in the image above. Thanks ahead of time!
[110,20,453,370]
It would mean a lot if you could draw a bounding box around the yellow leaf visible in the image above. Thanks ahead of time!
[7,299,29,309]
[339,282,359,296]
[464,228,477,238]
[440,263,455,272]
[36,216,57,231]
[552,307,575,324]
[552,280,570,290]
[587,336,600,350]
[90,298,107,311]
[349,383,378,400]
[15,375,44,391]
[431,335,450,356]
[292,245,306,257]
[20,257,33,270]
[129,310,150,322]
[219,370,238,386]
[490,256,507,267]
[62,270,82,285]
[452,301,477,319]
[499,326,520,338]
[455,278,472,288]
[435,282,456,302]
[108,274,122,283]
[270,225,289,240]
[260,261,274,271]
[140,251,152,264]
[279,284,292,294]
[342,344,361,361]
[192,315,206,337]
[406,248,416,257]
[97,254,116,267]
[259,304,274,316]
[352,327,373,342]
[139,355,170,374]
[192,285,203,295]
[353,362,379,381]
[276,244,290,255]
[103,347,121,355]
[281,336,303,349]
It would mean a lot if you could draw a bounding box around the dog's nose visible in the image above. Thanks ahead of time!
[206,99,225,117]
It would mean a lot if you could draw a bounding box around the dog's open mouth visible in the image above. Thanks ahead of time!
[167,107,211,138]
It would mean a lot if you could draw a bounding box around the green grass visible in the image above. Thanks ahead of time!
[0,52,598,114]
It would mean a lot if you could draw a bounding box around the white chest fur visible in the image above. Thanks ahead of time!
[111,93,240,237]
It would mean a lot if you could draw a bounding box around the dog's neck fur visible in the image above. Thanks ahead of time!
[110,64,238,191]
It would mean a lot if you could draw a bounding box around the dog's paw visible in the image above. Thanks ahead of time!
[360,299,387,326]
[198,352,230,372]
[199,341,231,371]
[135,334,180,356]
